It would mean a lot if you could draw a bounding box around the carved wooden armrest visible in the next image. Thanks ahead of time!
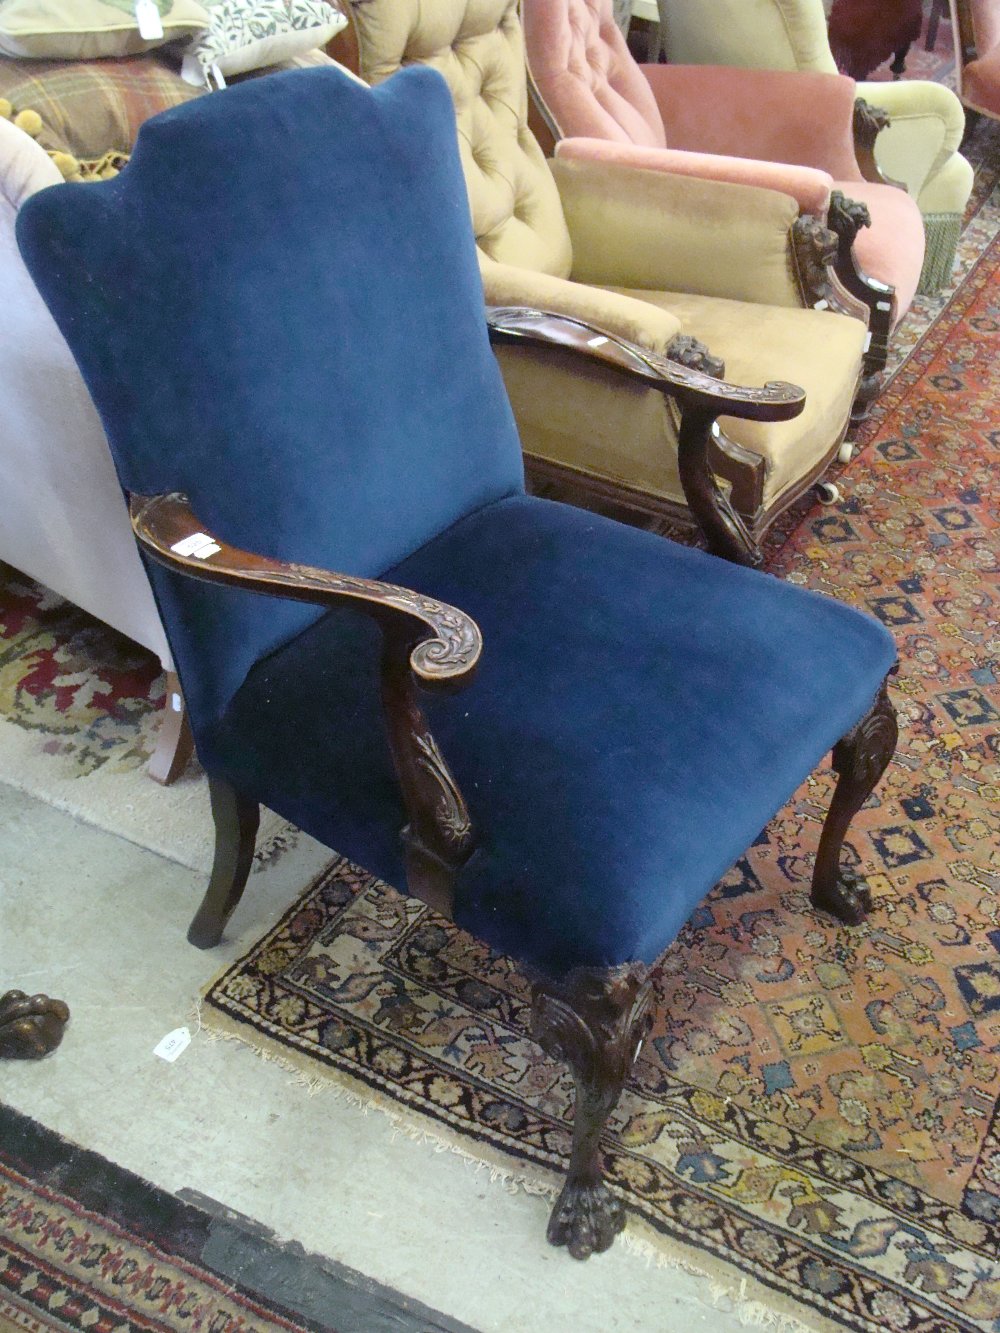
[486,306,803,423]
[485,305,804,568]
[130,490,480,918]
[129,491,481,689]
[853,99,905,189]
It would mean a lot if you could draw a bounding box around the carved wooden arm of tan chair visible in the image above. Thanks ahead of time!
[130,491,480,917]
[485,305,805,567]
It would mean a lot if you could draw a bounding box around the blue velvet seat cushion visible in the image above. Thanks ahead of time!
[202,495,896,978]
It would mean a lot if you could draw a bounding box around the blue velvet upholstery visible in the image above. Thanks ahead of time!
[16,65,524,727]
[204,494,895,975]
[16,62,896,981]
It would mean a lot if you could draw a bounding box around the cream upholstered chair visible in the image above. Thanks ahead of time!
[0,115,192,783]
[522,0,927,374]
[950,0,1000,124]
[658,0,974,294]
[340,0,871,563]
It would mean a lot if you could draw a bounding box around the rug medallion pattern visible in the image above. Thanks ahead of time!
[204,145,1000,1333]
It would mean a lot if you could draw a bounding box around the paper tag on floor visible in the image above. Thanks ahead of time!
[154,1026,191,1063]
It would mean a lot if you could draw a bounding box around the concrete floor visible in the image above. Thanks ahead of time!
[0,782,758,1333]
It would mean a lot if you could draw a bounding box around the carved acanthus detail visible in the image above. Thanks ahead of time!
[130,493,482,689]
[664,334,725,380]
[791,216,840,307]
[854,97,892,152]
[531,963,653,1259]
[828,191,872,250]
[413,731,473,847]
[812,667,899,926]
[832,671,899,792]
[0,990,70,1059]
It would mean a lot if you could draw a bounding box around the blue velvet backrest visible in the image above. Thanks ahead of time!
[16,65,524,726]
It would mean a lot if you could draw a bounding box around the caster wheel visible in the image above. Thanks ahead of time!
[837,442,854,464]
[816,481,840,505]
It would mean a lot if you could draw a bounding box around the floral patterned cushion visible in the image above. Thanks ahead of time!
[181,0,346,86]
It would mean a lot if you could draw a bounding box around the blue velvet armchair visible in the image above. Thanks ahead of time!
[17,63,899,1259]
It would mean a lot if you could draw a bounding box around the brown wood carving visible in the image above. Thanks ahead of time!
[486,307,805,567]
[812,668,899,924]
[130,492,479,924]
[852,98,903,188]
[664,333,725,380]
[791,215,841,309]
[531,964,653,1259]
[130,494,481,690]
[826,189,895,386]
[0,990,69,1059]
[381,627,475,918]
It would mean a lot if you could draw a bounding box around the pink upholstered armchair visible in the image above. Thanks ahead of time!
[523,0,927,382]
[951,0,1000,123]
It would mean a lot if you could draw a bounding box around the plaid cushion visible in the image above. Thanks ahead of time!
[0,54,204,159]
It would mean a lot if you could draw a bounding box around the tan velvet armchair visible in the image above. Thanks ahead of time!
[336,0,870,562]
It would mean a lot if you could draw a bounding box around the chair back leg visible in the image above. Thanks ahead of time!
[147,672,195,786]
[531,964,653,1259]
[811,669,898,924]
[189,776,260,948]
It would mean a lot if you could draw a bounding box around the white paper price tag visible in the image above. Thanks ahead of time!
[135,0,164,40]
[153,1026,191,1063]
[170,532,221,560]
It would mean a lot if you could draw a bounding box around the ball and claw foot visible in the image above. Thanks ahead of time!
[547,1179,626,1260]
[0,990,70,1059]
[812,868,874,926]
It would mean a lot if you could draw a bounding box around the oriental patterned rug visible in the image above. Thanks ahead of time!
[0,1107,320,1333]
[202,136,1000,1333]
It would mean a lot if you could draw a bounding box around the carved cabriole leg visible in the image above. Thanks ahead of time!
[147,671,195,786]
[665,336,764,569]
[380,627,475,920]
[531,964,654,1259]
[0,990,70,1059]
[812,669,899,925]
[188,775,260,948]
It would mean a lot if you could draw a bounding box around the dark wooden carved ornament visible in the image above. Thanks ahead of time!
[486,306,806,568]
[853,98,894,183]
[812,668,899,923]
[531,964,653,1259]
[0,990,70,1059]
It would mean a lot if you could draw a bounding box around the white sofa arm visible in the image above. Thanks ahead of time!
[0,117,173,668]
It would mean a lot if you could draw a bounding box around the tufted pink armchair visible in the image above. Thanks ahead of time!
[951,0,1000,122]
[522,0,927,380]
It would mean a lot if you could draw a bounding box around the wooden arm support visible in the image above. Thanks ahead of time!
[853,99,897,186]
[486,305,805,567]
[130,491,479,916]
[130,492,481,689]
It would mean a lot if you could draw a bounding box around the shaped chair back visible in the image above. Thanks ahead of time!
[16,66,524,728]
[657,0,839,73]
[349,0,572,276]
[521,0,666,145]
